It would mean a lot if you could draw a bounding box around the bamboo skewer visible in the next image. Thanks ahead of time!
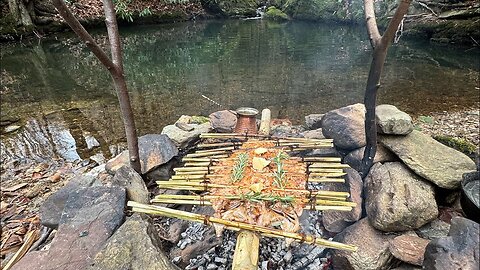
[128,201,357,252]
[155,181,350,197]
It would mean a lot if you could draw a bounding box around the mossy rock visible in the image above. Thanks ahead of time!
[201,0,257,17]
[264,6,290,21]
[433,135,478,160]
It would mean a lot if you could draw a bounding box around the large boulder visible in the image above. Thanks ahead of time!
[106,134,178,174]
[300,128,325,140]
[89,214,179,270]
[14,187,126,270]
[365,162,438,231]
[423,217,479,270]
[380,130,477,189]
[322,168,363,233]
[321,103,366,150]
[209,110,237,133]
[331,218,395,270]
[343,144,397,172]
[162,122,212,149]
[376,104,413,135]
[416,219,451,240]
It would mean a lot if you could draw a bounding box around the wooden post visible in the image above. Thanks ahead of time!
[259,108,271,136]
[231,108,270,270]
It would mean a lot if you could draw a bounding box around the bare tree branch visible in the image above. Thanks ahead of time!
[382,0,413,45]
[52,0,115,72]
[364,0,381,48]
[360,0,412,177]
[53,0,141,173]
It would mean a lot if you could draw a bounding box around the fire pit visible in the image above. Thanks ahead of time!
[129,131,357,268]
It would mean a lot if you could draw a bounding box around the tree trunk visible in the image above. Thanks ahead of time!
[18,0,33,27]
[361,0,412,177]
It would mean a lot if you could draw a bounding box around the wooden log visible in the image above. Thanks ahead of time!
[232,231,260,270]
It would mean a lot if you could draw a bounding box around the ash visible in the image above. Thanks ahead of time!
[176,210,332,270]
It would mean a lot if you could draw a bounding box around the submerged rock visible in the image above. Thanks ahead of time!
[380,130,477,189]
[376,104,413,135]
[331,218,395,270]
[365,162,438,231]
[89,214,179,270]
[423,217,479,270]
[321,103,366,150]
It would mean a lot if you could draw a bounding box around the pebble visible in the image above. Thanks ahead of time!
[214,257,227,264]
[206,264,216,270]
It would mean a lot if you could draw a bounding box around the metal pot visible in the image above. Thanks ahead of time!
[234,107,259,134]
[460,171,480,223]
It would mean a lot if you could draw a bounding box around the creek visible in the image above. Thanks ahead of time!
[1,19,479,162]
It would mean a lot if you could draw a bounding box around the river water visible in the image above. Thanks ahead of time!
[1,20,479,162]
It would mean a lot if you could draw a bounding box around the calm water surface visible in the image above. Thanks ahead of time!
[1,20,479,162]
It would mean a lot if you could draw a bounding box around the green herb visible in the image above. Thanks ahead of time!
[230,152,249,182]
[272,151,289,188]
[238,192,294,204]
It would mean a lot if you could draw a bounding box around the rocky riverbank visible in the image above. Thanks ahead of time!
[2,103,478,269]
[1,0,479,45]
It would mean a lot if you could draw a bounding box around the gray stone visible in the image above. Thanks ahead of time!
[321,103,366,150]
[300,128,325,139]
[209,110,237,133]
[380,131,477,189]
[106,134,178,174]
[423,217,479,270]
[416,219,451,240]
[391,264,422,270]
[376,104,413,135]
[344,144,397,172]
[4,125,21,133]
[89,214,179,270]
[389,234,430,266]
[365,162,438,232]
[138,134,178,174]
[305,114,324,129]
[40,174,98,229]
[162,122,212,148]
[331,218,395,270]
[112,165,149,204]
[322,168,363,233]
[14,187,126,270]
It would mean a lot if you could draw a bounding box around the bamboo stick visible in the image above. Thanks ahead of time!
[308,168,344,173]
[309,172,347,177]
[156,181,350,197]
[309,163,350,168]
[196,142,243,149]
[128,202,357,252]
[308,178,345,183]
[186,151,232,158]
[194,146,236,153]
[303,157,341,162]
[151,196,356,208]
[182,157,222,162]
[2,230,38,270]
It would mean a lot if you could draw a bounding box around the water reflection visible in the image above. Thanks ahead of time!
[1,20,479,162]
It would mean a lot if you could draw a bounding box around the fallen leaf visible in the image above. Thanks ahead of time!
[249,183,264,193]
[252,157,270,171]
[3,183,28,192]
[49,172,62,183]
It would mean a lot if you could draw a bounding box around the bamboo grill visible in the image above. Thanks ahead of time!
[129,133,358,253]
